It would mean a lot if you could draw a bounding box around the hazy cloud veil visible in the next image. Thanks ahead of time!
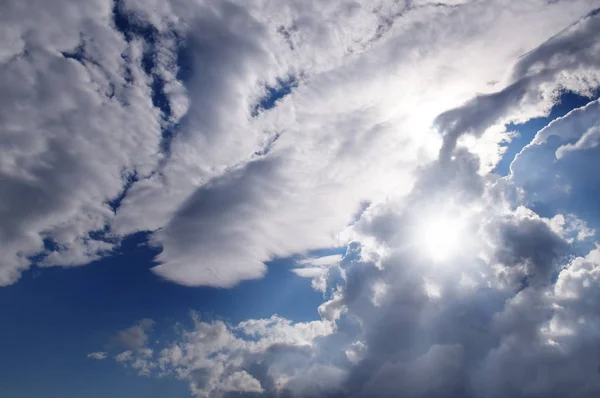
[3,0,600,397]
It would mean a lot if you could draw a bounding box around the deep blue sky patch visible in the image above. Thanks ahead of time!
[494,90,599,176]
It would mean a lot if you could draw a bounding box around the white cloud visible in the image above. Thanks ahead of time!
[1,0,599,287]
[136,0,600,287]
[87,351,108,360]
[292,254,343,292]
[100,313,334,397]
[297,255,343,268]
[220,371,263,394]
[0,0,162,284]
[556,125,600,159]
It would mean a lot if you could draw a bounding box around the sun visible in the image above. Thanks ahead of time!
[416,214,465,262]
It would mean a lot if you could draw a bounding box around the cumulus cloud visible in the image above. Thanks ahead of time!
[97,210,600,397]
[96,313,335,397]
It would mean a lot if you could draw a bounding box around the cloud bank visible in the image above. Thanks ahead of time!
[1,0,598,286]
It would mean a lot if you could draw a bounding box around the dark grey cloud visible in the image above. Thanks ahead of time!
[488,213,568,287]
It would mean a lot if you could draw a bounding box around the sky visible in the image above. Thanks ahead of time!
[2,0,600,397]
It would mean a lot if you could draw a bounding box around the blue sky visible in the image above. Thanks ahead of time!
[493,91,598,176]
[3,1,600,397]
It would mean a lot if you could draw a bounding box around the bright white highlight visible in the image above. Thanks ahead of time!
[416,214,465,262]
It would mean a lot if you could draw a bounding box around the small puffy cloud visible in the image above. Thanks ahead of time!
[554,245,600,303]
[292,254,343,293]
[110,319,154,351]
[87,352,108,360]
[115,351,133,363]
[345,341,367,364]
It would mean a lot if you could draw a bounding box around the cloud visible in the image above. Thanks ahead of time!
[98,313,334,397]
[485,206,569,288]
[472,248,600,397]
[87,351,108,360]
[1,0,598,287]
[0,0,162,284]
[292,254,343,293]
[131,0,600,288]
[434,8,600,159]
[110,319,154,351]
[556,125,600,158]
[103,6,600,393]
[220,371,264,394]
[314,189,599,397]
[100,210,600,397]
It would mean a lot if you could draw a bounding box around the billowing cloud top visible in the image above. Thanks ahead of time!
[3,0,600,397]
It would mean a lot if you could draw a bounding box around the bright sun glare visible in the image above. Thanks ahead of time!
[417,214,465,262]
